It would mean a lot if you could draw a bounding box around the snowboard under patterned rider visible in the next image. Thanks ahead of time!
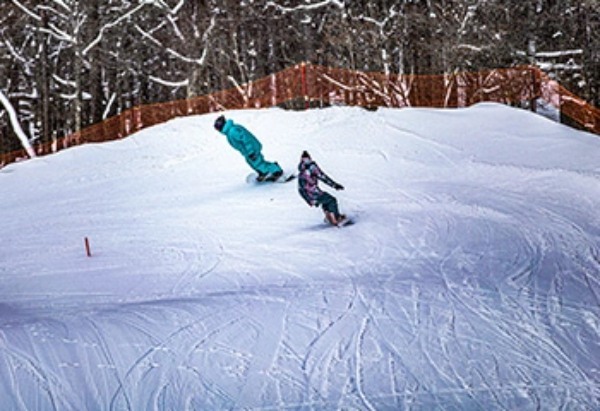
[297,150,347,225]
[214,115,283,182]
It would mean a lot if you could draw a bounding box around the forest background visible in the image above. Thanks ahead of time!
[1,0,599,155]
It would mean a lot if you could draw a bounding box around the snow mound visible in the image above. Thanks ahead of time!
[0,104,599,409]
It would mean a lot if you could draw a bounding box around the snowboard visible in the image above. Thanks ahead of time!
[338,217,355,227]
[324,215,355,228]
[246,172,296,184]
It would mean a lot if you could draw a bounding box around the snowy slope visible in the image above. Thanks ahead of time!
[0,103,599,410]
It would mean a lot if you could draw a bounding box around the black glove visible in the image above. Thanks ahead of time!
[334,183,344,191]
[248,153,257,162]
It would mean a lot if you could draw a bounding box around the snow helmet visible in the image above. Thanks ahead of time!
[214,115,226,131]
[301,150,311,159]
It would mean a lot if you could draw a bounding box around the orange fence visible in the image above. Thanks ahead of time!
[2,63,598,167]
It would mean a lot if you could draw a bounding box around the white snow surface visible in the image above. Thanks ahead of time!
[1,103,599,410]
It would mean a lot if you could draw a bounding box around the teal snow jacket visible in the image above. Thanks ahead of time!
[220,119,262,159]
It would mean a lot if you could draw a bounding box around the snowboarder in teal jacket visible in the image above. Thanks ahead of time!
[214,115,283,181]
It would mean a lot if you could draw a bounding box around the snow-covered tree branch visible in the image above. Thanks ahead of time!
[0,88,36,158]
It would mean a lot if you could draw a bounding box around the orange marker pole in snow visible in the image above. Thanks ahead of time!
[84,237,92,257]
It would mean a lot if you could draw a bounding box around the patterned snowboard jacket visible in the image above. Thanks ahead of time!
[297,158,339,206]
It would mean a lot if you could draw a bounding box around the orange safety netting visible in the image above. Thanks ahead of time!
[2,63,598,167]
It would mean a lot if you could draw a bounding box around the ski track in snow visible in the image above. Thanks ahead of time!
[0,105,599,410]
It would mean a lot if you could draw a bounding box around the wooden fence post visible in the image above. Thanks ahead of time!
[301,62,308,110]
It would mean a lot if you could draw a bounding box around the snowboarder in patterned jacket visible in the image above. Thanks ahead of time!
[297,150,346,225]
[214,115,283,182]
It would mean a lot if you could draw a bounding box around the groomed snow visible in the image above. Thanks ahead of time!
[0,103,599,410]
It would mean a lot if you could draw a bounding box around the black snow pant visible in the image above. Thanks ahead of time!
[316,192,340,217]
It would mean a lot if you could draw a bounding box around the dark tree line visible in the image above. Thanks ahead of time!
[1,0,598,155]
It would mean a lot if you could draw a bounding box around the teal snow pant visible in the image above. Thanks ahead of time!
[246,152,282,176]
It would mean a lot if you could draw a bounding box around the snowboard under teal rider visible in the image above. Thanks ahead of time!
[214,115,283,181]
